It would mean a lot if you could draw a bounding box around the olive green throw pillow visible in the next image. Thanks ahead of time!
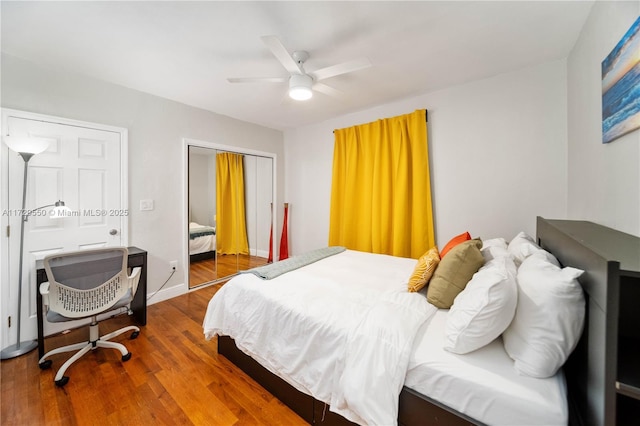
[427,239,484,308]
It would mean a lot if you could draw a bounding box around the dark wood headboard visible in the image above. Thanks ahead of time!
[536,216,640,426]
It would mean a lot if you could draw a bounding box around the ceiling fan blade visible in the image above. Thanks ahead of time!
[312,57,371,81]
[313,83,343,97]
[227,77,287,83]
[261,35,303,75]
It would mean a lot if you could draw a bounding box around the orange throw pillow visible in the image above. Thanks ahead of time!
[440,231,471,258]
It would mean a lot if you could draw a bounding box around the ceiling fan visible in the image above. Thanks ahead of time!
[227,35,371,101]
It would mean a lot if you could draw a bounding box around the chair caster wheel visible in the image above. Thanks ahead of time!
[39,360,52,370]
[130,330,139,339]
[122,352,132,362]
[55,376,69,387]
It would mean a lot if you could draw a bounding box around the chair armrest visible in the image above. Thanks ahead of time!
[128,267,142,296]
[39,282,50,307]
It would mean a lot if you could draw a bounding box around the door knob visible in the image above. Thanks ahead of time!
[109,229,118,235]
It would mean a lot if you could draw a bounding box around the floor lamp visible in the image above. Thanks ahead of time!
[0,136,68,359]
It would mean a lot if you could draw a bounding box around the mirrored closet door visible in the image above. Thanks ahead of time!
[188,145,273,288]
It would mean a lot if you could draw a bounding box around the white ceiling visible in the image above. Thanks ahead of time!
[1,1,594,131]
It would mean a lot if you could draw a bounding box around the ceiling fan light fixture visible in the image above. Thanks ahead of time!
[289,74,313,101]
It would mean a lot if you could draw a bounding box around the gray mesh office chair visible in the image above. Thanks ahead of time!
[38,247,142,387]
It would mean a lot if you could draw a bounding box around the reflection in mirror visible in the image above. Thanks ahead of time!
[188,146,272,288]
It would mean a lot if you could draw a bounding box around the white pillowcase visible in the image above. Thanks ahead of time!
[508,231,560,267]
[502,252,585,378]
[507,232,541,266]
[444,255,517,354]
[482,237,508,249]
[481,237,509,263]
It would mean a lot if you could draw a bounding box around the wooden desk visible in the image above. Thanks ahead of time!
[35,246,147,359]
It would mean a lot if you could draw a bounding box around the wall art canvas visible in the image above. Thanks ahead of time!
[602,16,640,144]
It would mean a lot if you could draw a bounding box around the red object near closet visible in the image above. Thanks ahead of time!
[279,203,289,260]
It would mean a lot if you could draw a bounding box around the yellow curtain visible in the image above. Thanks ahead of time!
[328,109,434,259]
[216,152,249,255]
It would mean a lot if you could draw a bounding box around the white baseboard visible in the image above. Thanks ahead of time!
[249,248,270,258]
[146,282,188,306]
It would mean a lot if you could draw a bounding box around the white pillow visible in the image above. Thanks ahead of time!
[507,232,540,266]
[507,231,560,267]
[502,252,585,378]
[482,237,508,249]
[481,238,509,262]
[444,256,517,354]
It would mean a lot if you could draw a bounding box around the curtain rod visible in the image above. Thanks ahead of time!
[332,109,428,133]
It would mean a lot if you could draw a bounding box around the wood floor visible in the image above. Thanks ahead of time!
[0,284,304,425]
[189,254,269,288]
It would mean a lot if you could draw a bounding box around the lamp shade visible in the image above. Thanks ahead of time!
[50,200,71,218]
[4,136,50,155]
[289,74,313,101]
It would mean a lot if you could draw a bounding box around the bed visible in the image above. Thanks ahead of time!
[189,222,216,261]
[203,217,607,425]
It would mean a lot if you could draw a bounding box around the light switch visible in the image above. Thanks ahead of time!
[140,199,154,211]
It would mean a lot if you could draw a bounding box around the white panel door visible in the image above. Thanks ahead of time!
[3,113,126,343]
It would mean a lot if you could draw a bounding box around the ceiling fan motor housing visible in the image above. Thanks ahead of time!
[289,74,313,100]
[292,50,310,64]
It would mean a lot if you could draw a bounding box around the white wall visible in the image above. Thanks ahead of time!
[284,59,569,255]
[567,1,640,237]
[188,153,213,226]
[1,54,284,302]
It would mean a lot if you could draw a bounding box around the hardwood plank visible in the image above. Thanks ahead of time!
[155,366,238,425]
[207,361,300,426]
[145,373,195,425]
[0,284,305,425]
[189,254,269,288]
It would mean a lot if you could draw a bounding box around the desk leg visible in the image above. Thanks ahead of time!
[36,289,45,359]
[130,254,147,325]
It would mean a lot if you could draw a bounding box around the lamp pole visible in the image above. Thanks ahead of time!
[1,152,38,359]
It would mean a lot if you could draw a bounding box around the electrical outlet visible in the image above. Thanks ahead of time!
[170,260,177,272]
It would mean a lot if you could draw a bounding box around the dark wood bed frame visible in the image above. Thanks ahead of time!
[218,335,478,426]
[217,217,638,425]
[190,250,215,263]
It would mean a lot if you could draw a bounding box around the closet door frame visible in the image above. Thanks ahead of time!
[182,138,277,290]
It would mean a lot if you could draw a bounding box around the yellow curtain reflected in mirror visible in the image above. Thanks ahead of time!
[329,109,434,259]
[216,152,249,255]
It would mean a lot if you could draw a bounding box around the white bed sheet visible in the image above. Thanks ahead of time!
[405,310,568,426]
[189,222,216,255]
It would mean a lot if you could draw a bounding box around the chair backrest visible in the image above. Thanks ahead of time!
[44,247,130,319]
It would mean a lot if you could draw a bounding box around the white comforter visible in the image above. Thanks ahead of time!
[203,249,436,425]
